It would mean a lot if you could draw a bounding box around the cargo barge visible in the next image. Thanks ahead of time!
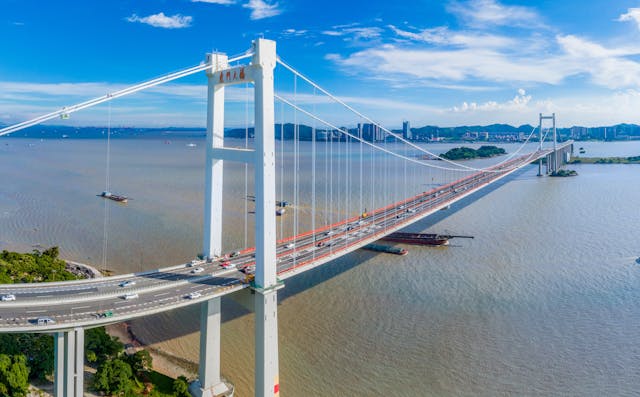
[362,243,408,256]
[381,232,473,246]
[99,191,128,203]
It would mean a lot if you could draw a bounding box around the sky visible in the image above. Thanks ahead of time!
[3,0,640,128]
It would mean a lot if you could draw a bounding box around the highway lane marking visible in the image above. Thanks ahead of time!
[26,310,46,313]
[154,292,170,297]
[72,306,91,310]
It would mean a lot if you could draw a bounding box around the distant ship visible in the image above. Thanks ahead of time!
[381,232,473,246]
[186,143,197,147]
[99,191,128,203]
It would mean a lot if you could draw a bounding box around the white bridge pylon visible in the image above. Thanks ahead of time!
[199,39,281,397]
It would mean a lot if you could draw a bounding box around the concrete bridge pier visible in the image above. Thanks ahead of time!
[54,327,84,397]
[190,297,233,397]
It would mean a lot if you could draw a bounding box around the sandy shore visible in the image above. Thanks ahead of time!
[105,322,198,379]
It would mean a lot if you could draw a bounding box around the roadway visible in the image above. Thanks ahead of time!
[0,143,571,332]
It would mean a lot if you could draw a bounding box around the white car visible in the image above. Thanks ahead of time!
[1,294,16,301]
[119,280,136,287]
[285,243,295,249]
[123,293,139,300]
[187,292,202,299]
[191,267,204,273]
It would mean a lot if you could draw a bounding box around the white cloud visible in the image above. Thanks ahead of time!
[447,0,541,28]
[451,89,531,112]
[328,44,571,85]
[282,28,308,37]
[126,12,192,29]
[321,26,383,40]
[388,25,515,49]
[242,0,282,20]
[618,8,640,30]
[192,0,236,4]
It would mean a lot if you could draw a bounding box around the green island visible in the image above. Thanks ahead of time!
[0,248,190,397]
[441,145,506,160]
[550,169,578,177]
[569,155,640,164]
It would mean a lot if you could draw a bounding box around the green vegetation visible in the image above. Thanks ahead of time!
[550,169,578,177]
[441,145,506,160]
[0,354,29,397]
[569,155,640,164]
[172,375,190,397]
[0,334,53,381]
[0,248,188,396]
[0,247,77,387]
[0,247,78,283]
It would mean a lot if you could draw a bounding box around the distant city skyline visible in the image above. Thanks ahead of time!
[3,1,640,128]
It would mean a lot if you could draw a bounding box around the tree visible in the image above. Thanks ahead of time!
[93,359,133,395]
[0,354,29,397]
[126,350,152,376]
[86,327,124,362]
[172,375,190,397]
[0,334,53,380]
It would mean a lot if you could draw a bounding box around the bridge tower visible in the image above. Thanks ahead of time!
[195,38,280,397]
[537,113,556,176]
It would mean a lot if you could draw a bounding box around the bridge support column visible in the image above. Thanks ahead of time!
[203,51,228,260]
[53,332,64,397]
[252,38,281,397]
[56,327,84,397]
[190,297,232,397]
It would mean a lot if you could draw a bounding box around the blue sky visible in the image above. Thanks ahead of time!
[3,0,640,128]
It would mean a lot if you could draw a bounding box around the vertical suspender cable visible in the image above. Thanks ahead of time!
[244,83,249,248]
[359,122,363,217]
[311,87,316,260]
[101,101,112,270]
[293,74,299,265]
[279,102,285,239]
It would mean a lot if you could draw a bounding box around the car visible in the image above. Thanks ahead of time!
[221,262,236,269]
[191,267,204,273]
[230,251,241,258]
[187,292,202,299]
[100,310,113,318]
[123,293,139,300]
[316,241,326,248]
[324,231,335,236]
[1,294,16,301]
[285,243,295,249]
[37,317,55,325]
[119,280,136,287]
[241,265,255,275]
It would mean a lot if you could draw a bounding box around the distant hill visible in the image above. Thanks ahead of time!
[2,122,640,141]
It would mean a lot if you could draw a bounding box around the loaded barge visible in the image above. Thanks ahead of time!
[381,232,473,246]
[99,191,128,203]
[362,244,408,256]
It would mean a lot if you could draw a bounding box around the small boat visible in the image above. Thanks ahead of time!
[276,208,286,216]
[186,143,197,147]
[99,191,128,203]
[636,257,640,265]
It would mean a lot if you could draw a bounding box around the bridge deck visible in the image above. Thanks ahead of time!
[0,142,572,332]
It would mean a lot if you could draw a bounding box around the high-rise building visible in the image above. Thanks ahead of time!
[358,123,385,142]
[402,120,412,140]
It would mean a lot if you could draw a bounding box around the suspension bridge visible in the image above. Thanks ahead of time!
[0,39,573,397]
